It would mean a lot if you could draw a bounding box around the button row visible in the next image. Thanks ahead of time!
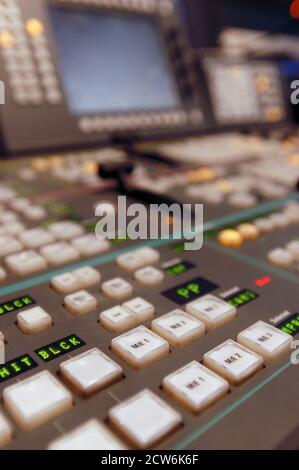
[0,321,291,448]
[0,4,44,106]
[218,201,299,249]
[0,223,111,276]
[268,239,299,269]
[27,20,62,105]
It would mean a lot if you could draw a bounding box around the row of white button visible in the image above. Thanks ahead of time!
[50,317,292,449]
[51,266,101,294]
[49,390,179,450]
[116,247,160,272]
[3,235,111,276]
[101,294,235,336]
[111,320,291,372]
[0,321,291,449]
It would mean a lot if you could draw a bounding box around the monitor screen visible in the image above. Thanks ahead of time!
[203,58,286,125]
[49,6,181,116]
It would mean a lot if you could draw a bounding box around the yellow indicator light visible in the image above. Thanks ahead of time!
[26,18,44,37]
[264,106,282,122]
[255,74,271,92]
[187,167,215,183]
[0,31,14,48]
[288,154,299,167]
[215,179,233,193]
[237,223,260,241]
[217,229,243,249]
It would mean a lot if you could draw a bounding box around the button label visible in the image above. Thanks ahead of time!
[35,334,85,362]
[0,354,38,383]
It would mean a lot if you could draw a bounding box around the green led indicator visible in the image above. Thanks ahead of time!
[163,276,219,305]
[35,334,86,363]
[0,354,38,383]
[226,289,258,309]
[278,313,299,336]
[166,261,195,277]
[176,283,201,299]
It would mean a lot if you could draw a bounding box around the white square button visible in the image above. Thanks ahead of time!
[51,272,82,295]
[2,221,25,236]
[151,310,205,348]
[99,306,135,334]
[40,242,80,266]
[186,295,237,329]
[0,236,22,257]
[203,340,264,385]
[134,266,165,286]
[116,251,146,272]
[5,250,47,276]
[64,290,97,316]
[0,411,12,448]
[163,361,229,413]
[48,419,126,450]
[73,266,101,288]
[237,321,293,363]
[60,348,123,397]
[23,205,47,221]
[109,389,182,449]
[111,326,169,369]
[3,371,73,431]
[19,228,55,249]
[137,247,160,265]
[17,306,52,335]
[123,297,155,324]
[72,234,110,256]
[102,278,133,301]
[48,221,83,240]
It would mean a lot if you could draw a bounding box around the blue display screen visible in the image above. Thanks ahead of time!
[49,7,181,115]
